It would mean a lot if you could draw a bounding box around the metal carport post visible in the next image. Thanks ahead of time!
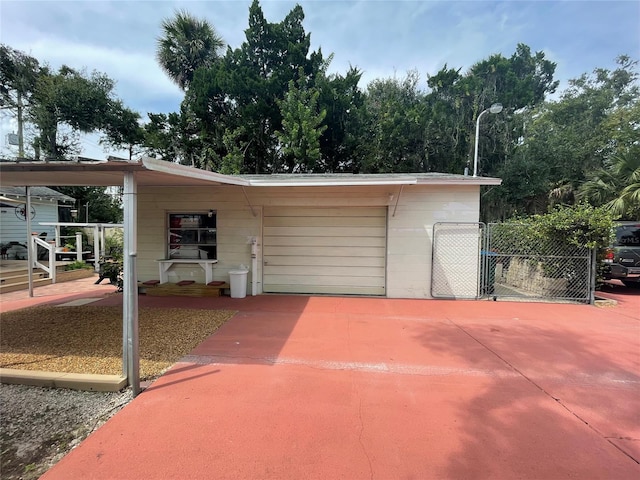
[122,171,139,396]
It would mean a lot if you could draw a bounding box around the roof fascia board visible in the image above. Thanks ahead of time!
[415,178,502,186]
[247,179,418,187]
[0,161,141,187]
[0,161,142,173]
[141,157,250,186]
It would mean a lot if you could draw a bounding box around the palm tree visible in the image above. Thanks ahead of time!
[156,10,224,91]
[578,151,640,218]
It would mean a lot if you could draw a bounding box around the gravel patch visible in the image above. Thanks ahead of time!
[0,304,237,479]
[0,384,132,480]
[1,305,236,379]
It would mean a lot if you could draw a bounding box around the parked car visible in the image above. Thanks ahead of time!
[603,222,640,287]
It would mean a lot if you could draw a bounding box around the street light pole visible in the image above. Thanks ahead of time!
[473,103,503,177]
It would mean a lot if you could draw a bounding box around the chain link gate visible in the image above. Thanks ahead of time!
[431,222,594,303]
[431,222,485,299]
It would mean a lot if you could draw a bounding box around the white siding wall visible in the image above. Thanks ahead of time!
[137,184,480,298]
[138,187,261,288]
[386,185,479,299]
[0,202,60,258]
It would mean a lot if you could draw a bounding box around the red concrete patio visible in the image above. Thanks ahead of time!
[3,280,638,479]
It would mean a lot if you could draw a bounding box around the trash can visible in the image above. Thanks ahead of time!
[229,267,249,298]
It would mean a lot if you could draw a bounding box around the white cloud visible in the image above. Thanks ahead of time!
[8,37,182,115]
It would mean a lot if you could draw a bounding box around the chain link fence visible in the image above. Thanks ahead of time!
[483,223,593,303]
[431,222,594,303]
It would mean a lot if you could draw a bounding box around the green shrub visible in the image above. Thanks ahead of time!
[104,229,123,262]
[64,261,92,271]
[500,203,617,287]
[532,203,616,250]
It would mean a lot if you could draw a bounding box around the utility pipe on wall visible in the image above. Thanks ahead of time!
[250,237,258,296]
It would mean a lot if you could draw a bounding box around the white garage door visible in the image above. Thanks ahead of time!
[263,207,386,295]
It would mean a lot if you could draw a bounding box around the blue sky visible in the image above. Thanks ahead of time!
[1,0,638,159]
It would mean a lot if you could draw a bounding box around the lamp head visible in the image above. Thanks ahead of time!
[489,103,503,114]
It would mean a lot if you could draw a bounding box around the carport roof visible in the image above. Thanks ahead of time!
[0,157,250,187]
[0,157,502,187]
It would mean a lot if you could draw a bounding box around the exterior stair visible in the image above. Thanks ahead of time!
[0,268,52,294]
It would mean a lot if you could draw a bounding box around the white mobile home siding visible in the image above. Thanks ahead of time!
[136,184,479,299]
[0,202,60,257]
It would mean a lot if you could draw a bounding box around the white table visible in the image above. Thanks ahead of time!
[156,259,218,284]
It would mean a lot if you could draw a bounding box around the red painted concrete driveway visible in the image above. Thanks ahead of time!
[36,293,639,480]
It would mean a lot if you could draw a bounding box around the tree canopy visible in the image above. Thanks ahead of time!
[0,44,141,160]
[55,186,123,223]
[489,56,640,220]
[156,9,225,91]
[2,0,638,222]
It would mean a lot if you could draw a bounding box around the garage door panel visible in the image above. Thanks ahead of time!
[265,207,386,218]
[264,256,385,268]
[263,226,385,237]
[263,274,384,287]
[264,265,385,277]
[264,216,386,228]
[264,235,385,248]
[264,246,385,257]
[263,207,386,295]
[265,284,386,295]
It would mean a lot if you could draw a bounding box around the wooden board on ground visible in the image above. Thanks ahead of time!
[141,282,229,297]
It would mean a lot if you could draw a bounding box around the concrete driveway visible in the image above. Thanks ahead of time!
[41,294,639,479]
